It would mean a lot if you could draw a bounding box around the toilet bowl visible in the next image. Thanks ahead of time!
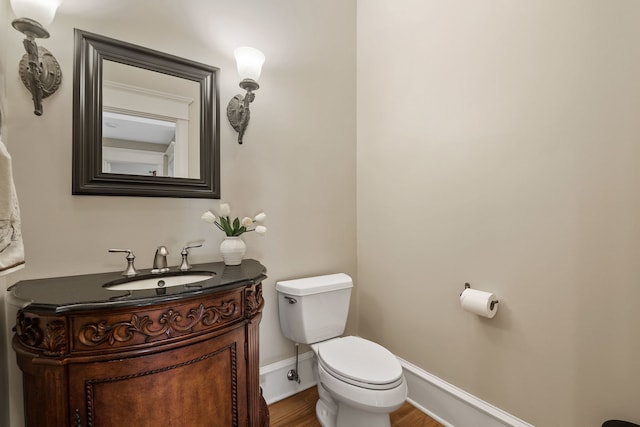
[276,274,408,427]
[313,336,407,427]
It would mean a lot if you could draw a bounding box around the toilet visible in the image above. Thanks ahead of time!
[276,273,407,427]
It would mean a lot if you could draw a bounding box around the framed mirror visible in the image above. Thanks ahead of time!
[73,29,220,198]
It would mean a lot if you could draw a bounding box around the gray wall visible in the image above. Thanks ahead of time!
[357,1,640,426]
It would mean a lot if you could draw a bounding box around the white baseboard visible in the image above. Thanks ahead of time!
[260,352,534,427]
[398,357,534,427]
[260,351,317,405]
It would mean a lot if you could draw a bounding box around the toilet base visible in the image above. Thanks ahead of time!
[316,398,337,427]
[316,396,392,427]
[336,402,391,427]
[316,380,337,426]
[315,379,394,427]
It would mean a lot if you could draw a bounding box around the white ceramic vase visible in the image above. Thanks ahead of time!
[220,236,246,266]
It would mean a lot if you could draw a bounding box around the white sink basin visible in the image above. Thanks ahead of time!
[104,273,215,291]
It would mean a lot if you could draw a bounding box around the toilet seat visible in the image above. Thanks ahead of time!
[317,336,404,390]
[317,363,408,414]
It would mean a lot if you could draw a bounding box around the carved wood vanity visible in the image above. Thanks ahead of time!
[9,260,268,427]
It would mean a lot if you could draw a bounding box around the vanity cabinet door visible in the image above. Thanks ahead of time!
[68,327,248,427]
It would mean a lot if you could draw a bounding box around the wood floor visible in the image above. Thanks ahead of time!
[268,386,443,427]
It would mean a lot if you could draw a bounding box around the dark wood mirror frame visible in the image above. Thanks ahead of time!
[72,29,220,198]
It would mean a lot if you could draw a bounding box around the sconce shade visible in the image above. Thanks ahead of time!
[10,0,61,26]
[234,47,265,82]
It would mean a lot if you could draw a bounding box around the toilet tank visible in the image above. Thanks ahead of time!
[276,273,353,344]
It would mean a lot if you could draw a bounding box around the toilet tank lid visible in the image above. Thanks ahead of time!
[276,273,353,296]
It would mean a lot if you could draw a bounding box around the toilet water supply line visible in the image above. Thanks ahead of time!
[287,343,301,384]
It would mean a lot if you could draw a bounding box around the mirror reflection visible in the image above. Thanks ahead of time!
[101,60,201,179]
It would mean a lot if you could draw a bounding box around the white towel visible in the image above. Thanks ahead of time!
[0,136,25,275]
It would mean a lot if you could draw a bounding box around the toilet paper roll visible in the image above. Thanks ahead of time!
[460,288,498,318]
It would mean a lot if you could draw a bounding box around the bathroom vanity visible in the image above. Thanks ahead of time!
[9,259,268,427]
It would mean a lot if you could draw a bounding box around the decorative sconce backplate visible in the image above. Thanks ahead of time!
[18,45,62,101]
[227,79,259,145]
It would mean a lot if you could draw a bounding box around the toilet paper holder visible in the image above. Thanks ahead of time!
[463,283,499,311]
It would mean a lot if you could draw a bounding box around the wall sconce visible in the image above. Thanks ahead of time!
[226,47,265,144]
[10,0,63,116]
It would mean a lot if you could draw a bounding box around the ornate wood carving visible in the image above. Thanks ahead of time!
[78,299,239,347]
[42,320,67,356]
[14,312,67,356]
[232,343,239,427]
[14,312,43,347]
[245,283,264,317]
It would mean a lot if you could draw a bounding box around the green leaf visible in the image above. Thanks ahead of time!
[233,217,240,232]
[220,217,233,236]
[234,226,247,236]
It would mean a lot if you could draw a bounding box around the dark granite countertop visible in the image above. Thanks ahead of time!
[8,259,267,313]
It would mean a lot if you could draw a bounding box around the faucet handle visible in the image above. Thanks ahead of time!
[183,243,203,251]
[108,249,137,276]
[179,243,203,271]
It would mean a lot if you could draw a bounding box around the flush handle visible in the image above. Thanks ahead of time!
[284,296,297,304]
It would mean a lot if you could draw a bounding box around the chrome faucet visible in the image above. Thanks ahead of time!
[108,248,138,276]
[179,243,203,271]
[151,246,169,274]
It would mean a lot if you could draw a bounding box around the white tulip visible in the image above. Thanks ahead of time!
[201,211,216,224]
[255,225,267,234]
[253,212,267,223]
[241,217,253,227]
[219,203,231,216]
